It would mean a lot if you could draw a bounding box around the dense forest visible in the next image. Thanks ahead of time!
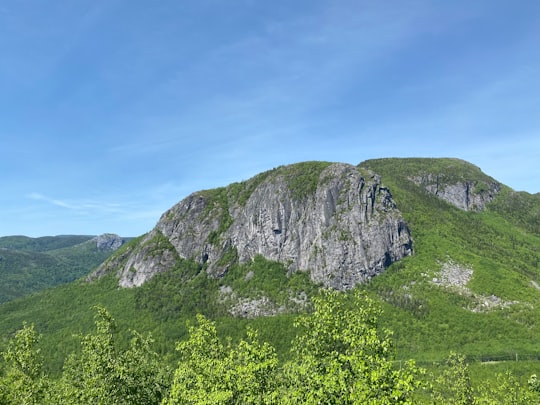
[0,235,125,303]
[2,290,539,404]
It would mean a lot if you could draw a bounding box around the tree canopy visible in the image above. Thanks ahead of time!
[1,291,539,404]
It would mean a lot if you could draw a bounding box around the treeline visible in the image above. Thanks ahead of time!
[1,291,539,404]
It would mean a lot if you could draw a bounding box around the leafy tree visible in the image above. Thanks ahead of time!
[227,327,279,404]
[52,306,168,404]
[429,353,539,404]
[0,323,47,404]
[165,314,279,404]
[165,314,232,404]
[282,289,422,404]
[57,306,118,403]
[475,371,539,405]
[431,352,474,405]
[116,330,170,403]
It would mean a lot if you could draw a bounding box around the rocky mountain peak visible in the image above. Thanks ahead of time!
[94,233,124,251]
[91,162,413,290]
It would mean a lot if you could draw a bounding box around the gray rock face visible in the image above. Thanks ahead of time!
[94,233,124,250]
[92,162,413,290]
[410,174,500,211]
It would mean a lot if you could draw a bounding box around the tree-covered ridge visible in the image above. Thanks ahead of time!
[0,236,123,303]
[362,158,497,187]
[359,158,540,359]
[489,186,540,235]
[0,235,94,252]
[361,157,540,234]
[133,253,319,321]
[227,160,333,203]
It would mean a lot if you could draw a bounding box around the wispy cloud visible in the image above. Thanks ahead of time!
[25,184,193,235]
[27,192,123,213]
[28,192,74,209]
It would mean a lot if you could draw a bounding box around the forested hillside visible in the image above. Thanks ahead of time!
[0,234,126,302]
[1,158,540,403]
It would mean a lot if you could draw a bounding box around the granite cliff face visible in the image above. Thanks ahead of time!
[92,162,413,290]
[409,172,501,211]
[408,158,502,211]
[94,233,125,251]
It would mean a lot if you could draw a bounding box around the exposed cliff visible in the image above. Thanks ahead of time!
[91,162,413,290]
[392,158,502,211]
[93,233,125,251]
[409,173,501,211]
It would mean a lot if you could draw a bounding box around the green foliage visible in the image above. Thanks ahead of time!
[0,236,120,303]
[227,169,275,206]
[0,274,141,375]
[0,323,47,404]
[135,259,221,320]
[530,373,540,391]
[216,246,239,269]
[200,187,234,245]
[1,158,540,402]
[489,186,540,235]
[475,371,539,404]
[431,352,474,404]
[164,290,425,404]
[165,314,279,404]
[277,161,332,201]
[141,230,177,258]
[360,158,540,363]
[201,161,331,215]
[221,254,319,306]
[55,306,120,403]
[363,158,495,187]
[51,306,169,404]
[425,352,539,404]
[0,235,94,252]
[282,289,422,404]
[3,291,540,404]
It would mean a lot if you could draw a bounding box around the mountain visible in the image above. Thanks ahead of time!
[91,162,412,291]
[0,157,539,378]
[0,234,127,303]
[0,235,95,252]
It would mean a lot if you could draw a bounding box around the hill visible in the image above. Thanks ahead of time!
[360,158,540,359]
[0,234,127,303]
[0,157,539,386]
[0,235,94,252]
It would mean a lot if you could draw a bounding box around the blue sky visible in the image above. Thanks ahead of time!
[1,0,539,237]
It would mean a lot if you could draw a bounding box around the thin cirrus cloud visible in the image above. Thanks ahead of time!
[27,192,122,214]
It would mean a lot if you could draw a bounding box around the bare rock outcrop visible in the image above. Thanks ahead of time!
[431,260,518,312]
[94,233,124,251]
[410,173,500,211]
[91,162,413,290]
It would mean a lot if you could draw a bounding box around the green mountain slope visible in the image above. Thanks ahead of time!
[0,235,127,303]
[359,158,540,360]
[0,235,94,252]
[0,158,539,381]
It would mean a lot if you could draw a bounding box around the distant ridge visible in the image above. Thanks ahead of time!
[0,234,127,303]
